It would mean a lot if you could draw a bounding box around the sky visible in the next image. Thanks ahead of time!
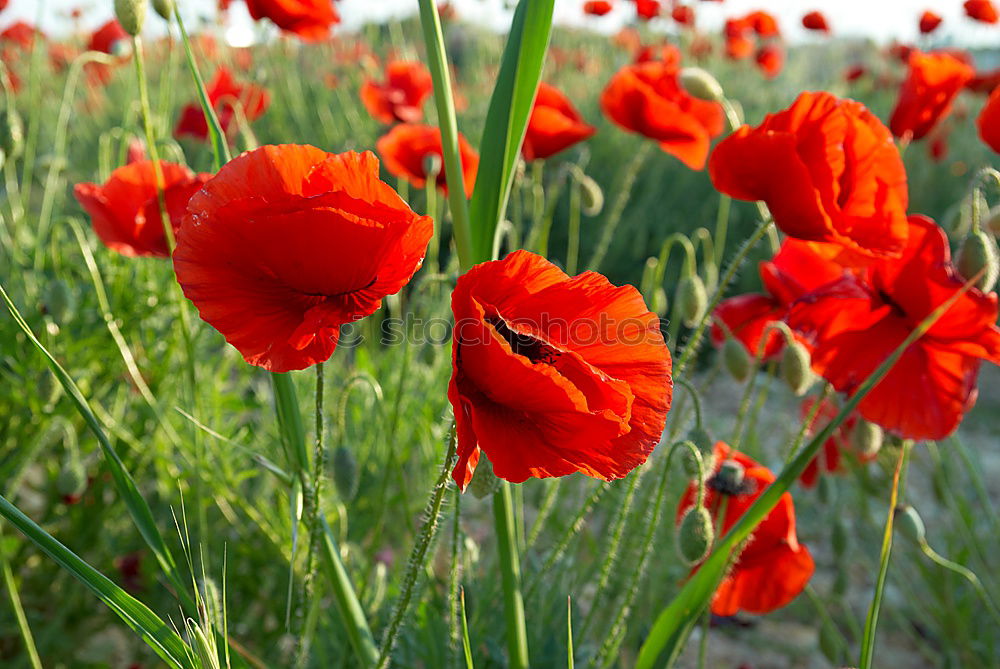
[2,0,998,47]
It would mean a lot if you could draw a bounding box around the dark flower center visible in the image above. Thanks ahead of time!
[487,316,561,366]
[877,289,907,317]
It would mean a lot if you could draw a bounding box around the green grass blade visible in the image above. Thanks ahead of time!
[0,495,193,669]
[0,526,42,669]
[635,273,984,669]
[460,588,475,669]
[467,0,555,263]
[567,596,574,669]
[0,283,189,600]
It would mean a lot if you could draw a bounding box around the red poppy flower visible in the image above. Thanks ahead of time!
[965,0,999,23]
[634,0,660,20]
[0,21,40,49]
[844,64,868,82]
[797,398,862,488]
[449,250,672,489]
[889,51,974,141]
[376,123,479,197]
[801,11,830,33]
[175,67,269,142]
[521,82,596,161]
[173,146,433,373]
[74,160,211,258]
[725,34,754,60]
[89,19,128,54]
[747,10,780,38]
[711,239,846,359]
[787,216,1000,440]
[977,86,1000,153]
[244,0,339,40]
[677,442,814,616]
[919,10,943,34]
[634,43,682,65]
[359,60,433,125]
[710,91,909,259]
[0,0,8,12]
[671,5,694,26]
[583,0,614,16]
[600,60,724,169]
[754,44,783,78]
[969,67,1000,94]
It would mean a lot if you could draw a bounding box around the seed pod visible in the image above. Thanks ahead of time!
[422,152,442,180]
[115,0,147,36]
[578,173,604,216]
[894,504,926,545]
[0,105,24,167]
[679,67,724,102]
[467,452,501,499]
[152,0,173,20]
[713,458,744,494]
[831,517,848,558]
[722,337,750,382]
[332,446,359,502]
[676,274,707,327]
[850,419,883,459]
[676,506,714,565]
[780,339,814,395]
[955,229,999,293]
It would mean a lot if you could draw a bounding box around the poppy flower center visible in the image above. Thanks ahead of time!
[487,315,561,366]
[876,289,907,318]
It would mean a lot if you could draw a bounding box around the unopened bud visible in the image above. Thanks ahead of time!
[152,0,174,20]
[332,446,358,502]
[578,173,604,216]
[832,517,848,558]
[685,427,713,456]
[676,274,707,328]
[422,152,442,179]
[650,287,668,318]
[955,229,999,293]
[722,337,750,382]
[56,458,87,501]
[850,419,883,459]
[679,67,724,102]
[467,453,501,499]
[894,504,926,545]
[780,339,814,395]
[676,505,714,565]
[114,0,147,36]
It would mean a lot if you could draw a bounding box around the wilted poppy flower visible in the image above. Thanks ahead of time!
[965,0,999,23]
[244,0,339,40]
[755,44,783,78]
[671,5,694,26]
[449,250,672,489]
[173,146,433,372]
[583,0,613,16]
[175,67,269,142]
[889,50,974,141]
[359,60,433,125]
[522,82,596,161]
[747,10,780,37]
[801,11,830,33]
[634,0,660,20]
[797,398,863,488]
[919,10,943,34]
[601,59,724,169]
[710,91,909,259]
[711,239,845,359]
[787,215,1000,440]
[677,442,814,616]
[376,123,479,197]
[74,160,211,258]
[978,86,1000,153]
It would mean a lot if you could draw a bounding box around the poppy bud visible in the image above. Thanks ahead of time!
[56,458,87,503]
[850,419,883,459]
[780,339,814,395]
[42,279,76,323]
[679,67,724,102]
[152,0,173,20]
[422,152,442,180]
[0,106,24,167]
[722,336,751,382]
[115,0,147,36]
[685,427,713,456]
[955,229,999,293]
[676,505,714,565]
[650,287,668,318]
[467,452,501,499]
[578,173,604,216]
[676,274,707,327]
[894,504,926,545]
[332,446,358,502]
[831,517,848,558]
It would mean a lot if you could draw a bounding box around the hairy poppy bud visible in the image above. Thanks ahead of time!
[650,287,668,318]
[850,419,883,458]
[422,152,442,179]
[578,173,604,216]
[832,517,848,558]
[780,339,814,395]
[152,0,173,20]
[679,67,724,102]
[115,0,147,36]
[467,452,501,499]
[56,457,87,502]
[676,274,707,327]
[722,337,750,382]
[332,446,359,502]
[955,229,999,293]
[894,504,926,545]
[0,106,24,167]
[676,505,714,565]
[686,427,713,455]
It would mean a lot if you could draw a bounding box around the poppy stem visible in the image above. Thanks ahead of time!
[587,141,652,272]
[859,439,912,669]
[493,481,530,669]
[565,170,582,275]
